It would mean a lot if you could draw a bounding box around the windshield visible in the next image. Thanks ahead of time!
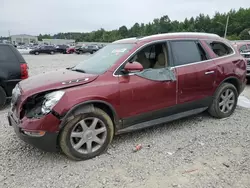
[72,43,135,74]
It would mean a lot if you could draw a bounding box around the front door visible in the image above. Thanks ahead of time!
[118,41,177,127]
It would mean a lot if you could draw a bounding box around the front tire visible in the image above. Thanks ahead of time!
[50,51,55,55]
[35,51,39,55]
[59,108,114,160]
[0,86,7,109]
[208,83,238,118]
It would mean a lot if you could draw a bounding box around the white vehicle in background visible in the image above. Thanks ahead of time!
[17,46,32,55]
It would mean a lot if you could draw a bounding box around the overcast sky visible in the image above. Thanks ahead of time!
[0,0,249,36]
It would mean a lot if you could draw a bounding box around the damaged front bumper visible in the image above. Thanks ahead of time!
[7,111,60,152]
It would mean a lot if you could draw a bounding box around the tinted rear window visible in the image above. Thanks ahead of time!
[0,46,18,62]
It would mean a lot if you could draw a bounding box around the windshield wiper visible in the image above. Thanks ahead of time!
[71,68,86,73]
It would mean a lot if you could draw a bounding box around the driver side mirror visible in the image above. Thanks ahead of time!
[122,62,144,74]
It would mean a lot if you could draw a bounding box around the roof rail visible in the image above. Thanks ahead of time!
[140,32,220,40]
[112,37,137,43]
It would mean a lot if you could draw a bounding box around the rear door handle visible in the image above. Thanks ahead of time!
[205,71,215,75]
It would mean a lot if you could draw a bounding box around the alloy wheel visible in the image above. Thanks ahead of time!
[219,88,235,113]
[70,117,107,154]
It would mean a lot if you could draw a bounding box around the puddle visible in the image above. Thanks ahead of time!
[237,96,250,109]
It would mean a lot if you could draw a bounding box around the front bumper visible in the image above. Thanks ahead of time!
[7,112,59,152]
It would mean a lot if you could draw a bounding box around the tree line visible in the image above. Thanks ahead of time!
[38,8,250,42]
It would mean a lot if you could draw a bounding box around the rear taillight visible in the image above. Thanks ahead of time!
[21,63,29,79]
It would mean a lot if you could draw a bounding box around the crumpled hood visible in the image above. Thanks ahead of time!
[19,69,98,96]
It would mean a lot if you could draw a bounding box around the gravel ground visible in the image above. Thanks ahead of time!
[0,54,250,188]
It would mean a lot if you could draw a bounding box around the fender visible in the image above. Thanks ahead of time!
[58,100,120,130]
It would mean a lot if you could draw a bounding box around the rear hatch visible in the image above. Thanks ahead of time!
[0,44,28,96]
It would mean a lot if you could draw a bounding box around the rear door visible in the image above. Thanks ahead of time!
[170,40,216,105]
[0,45,21,97]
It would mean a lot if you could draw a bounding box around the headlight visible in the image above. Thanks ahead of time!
[11,84,21,107]
[41,91,65,114]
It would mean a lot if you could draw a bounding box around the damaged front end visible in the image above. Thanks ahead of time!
[22,90,65,119]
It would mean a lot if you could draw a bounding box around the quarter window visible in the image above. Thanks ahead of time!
[171,40,205,66]
[207,41,233,57]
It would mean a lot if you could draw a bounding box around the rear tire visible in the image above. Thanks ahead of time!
[0,86,7,109]
[50,51,55,55]
[59,108,114,161]
[35,51,39,55]
[208,83,238,118]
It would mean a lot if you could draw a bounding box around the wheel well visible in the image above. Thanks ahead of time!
[223,78,240,93]
[59,101,119,132]
[92,102,115,124]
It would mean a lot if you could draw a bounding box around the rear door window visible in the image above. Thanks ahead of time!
[206,41,233,57]
[0,46,18,63]
[170,40,204,66]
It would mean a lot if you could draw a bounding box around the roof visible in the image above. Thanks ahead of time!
[10,34,37,37]
[42,39,75,42]
[113,32,221,44]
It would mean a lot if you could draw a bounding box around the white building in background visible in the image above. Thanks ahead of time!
[41,39,75,45]
[10,34,38,45]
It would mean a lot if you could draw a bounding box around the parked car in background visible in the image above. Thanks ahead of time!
[240,51,250,79]
[75,44,86,53]
[97,44,105,49]
[56,45,69,54]
[232,41,250,53]
[8,32,247,160]
[66,46,76,54]
[231,41,250,79]
[0,44,28,108]
[17,46,32,55]
[76,44,99,54]
[29,45,57,55]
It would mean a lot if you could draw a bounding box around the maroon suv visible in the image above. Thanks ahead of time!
[8,32,247,160]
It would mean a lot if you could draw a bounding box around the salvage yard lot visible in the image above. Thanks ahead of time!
[0,54,250,188]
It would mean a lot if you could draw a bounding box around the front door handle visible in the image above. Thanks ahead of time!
[205,71,215,75]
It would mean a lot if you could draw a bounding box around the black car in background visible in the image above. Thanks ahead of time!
[0,44,29,108]
[29,45,57,55]
[76,44,99,54]
[56,45,69,54]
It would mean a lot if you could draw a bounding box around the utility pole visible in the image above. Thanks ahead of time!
[8,30,11,43]
[224,15,229,38]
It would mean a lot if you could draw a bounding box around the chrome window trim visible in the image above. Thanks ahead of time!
[112,38,236,77]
